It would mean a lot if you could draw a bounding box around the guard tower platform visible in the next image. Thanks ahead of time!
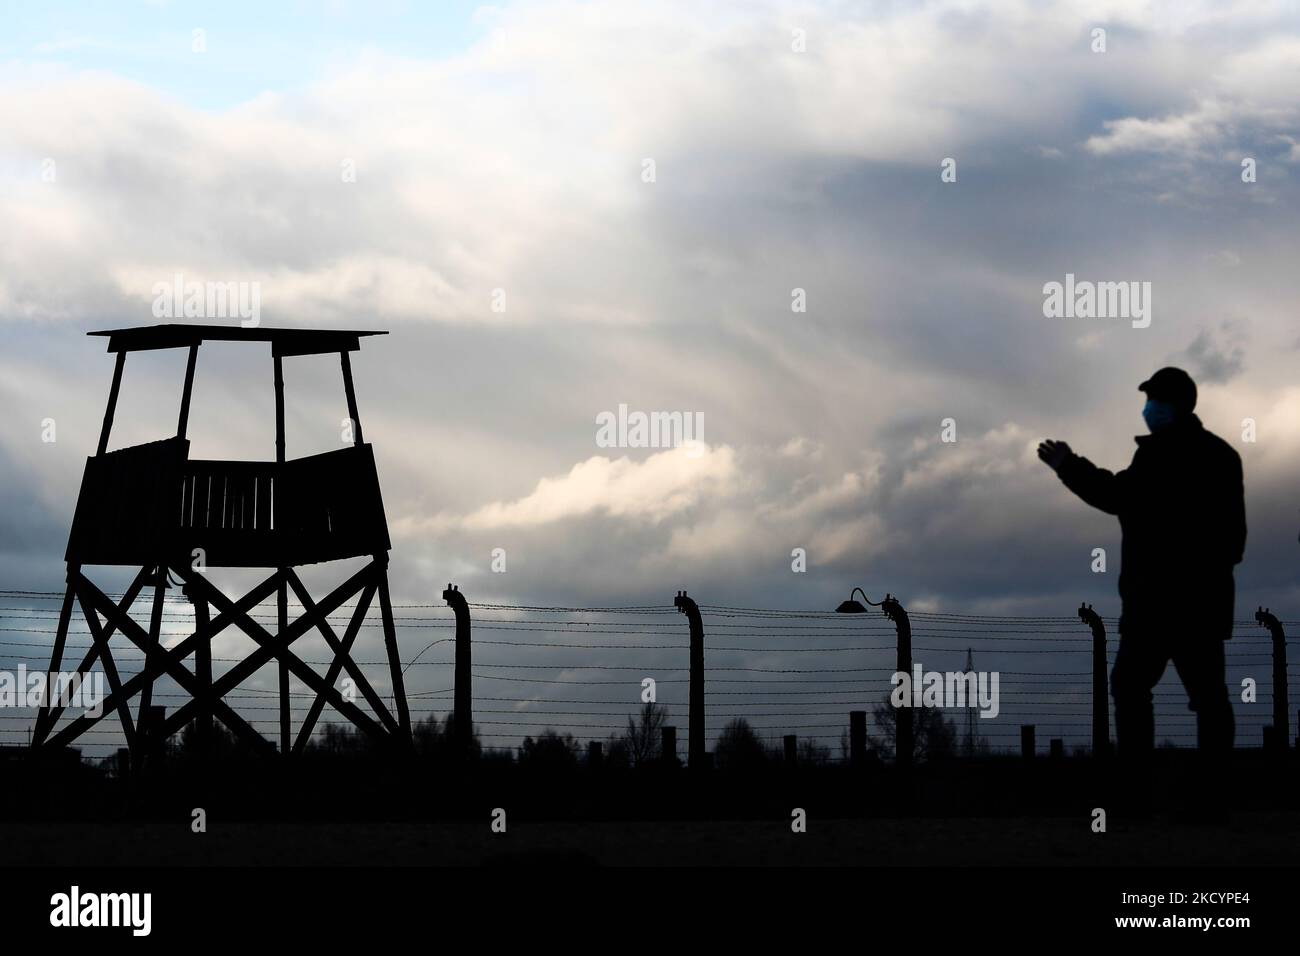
[31,324,413,761]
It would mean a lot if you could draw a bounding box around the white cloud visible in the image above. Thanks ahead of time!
[899,424,1034,493]
[5,1,1294,330]
[454,443,738,529]
[1085,36,1300,158]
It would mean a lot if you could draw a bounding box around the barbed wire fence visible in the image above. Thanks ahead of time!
[0,587,1294,763]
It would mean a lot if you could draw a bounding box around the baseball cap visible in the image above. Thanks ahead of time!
[1139,366,1197,413]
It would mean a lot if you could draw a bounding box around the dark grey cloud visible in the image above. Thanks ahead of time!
[1179,323,1247,384]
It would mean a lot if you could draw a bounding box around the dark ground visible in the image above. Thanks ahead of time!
[4,747,1298,867]
[3,811,1299,867]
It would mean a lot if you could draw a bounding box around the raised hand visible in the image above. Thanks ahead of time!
[1037,439,1073,472]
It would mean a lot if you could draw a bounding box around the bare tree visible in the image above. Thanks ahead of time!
[872,695,958,762]
[602,732,631,769]
[797,738,832,766]
[621,701,669,767]
[412,712,483,760]
[713,718,769,770]
[519,729,579,767]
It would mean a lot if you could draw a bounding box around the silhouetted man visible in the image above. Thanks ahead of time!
[1038,367,1245,806]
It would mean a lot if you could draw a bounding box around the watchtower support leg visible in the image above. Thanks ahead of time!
[376,567,412,744]
[278,579,290,755]
[192,591,213,754]
[33,576,76,746]
[135,567,168,757]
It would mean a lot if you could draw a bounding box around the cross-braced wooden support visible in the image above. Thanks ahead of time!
[30,557,412,760]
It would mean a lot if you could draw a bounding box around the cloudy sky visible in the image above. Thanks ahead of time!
[2,1,1298,750]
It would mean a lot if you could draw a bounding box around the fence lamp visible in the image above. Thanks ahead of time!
[835,587,886,614]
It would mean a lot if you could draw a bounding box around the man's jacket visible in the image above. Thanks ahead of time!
[1056,414,1245,637]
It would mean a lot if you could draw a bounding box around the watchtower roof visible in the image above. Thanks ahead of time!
[89,324,387,357]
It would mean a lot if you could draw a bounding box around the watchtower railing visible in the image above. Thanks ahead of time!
[67,441,389,568]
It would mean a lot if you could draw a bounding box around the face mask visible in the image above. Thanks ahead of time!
[1142,398,1177,432]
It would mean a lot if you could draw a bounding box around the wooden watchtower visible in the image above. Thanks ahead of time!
[30,325,412,760]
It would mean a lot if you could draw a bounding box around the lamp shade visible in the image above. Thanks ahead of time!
[835,599,868,614]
